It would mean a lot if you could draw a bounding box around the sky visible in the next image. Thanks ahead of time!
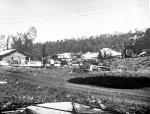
[0,0,149,42]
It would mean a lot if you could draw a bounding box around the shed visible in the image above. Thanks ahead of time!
[0,49,31,64]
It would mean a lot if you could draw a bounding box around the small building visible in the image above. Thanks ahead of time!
[0,49,31,64]
[81,52,99,60]
[100,48,122,58]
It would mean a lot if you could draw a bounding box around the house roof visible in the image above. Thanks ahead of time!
[0,49,31,58]
[57,53,71,59]
[0,49,16,56]
[82,52,99,59]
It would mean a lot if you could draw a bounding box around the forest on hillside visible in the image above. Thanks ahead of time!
[31,29,144,60]
[5,27,146,60]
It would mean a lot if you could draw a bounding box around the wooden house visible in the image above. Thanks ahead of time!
[0,49,31,64]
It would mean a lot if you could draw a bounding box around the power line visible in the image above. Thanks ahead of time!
[0,0,144,18]
[0,0,108,16]
[0,1,146,24]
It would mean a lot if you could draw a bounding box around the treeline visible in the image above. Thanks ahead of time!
[9,27,145,60]
[32,30,144,60]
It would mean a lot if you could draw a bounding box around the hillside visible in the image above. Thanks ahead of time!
[31,30,145,60]
[110,56,150,71]
[0,28,146,60]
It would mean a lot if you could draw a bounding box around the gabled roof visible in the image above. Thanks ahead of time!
[0,49,31,58]
[0,49,16,56]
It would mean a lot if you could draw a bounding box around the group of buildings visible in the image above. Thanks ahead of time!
[0,48,122,67]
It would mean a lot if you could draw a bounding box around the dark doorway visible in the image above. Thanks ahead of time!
[26,57,29,60]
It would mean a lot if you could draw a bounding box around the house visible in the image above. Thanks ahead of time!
[100,48,122,58]
[57,53,72,59]
[0,49,31,64]
[81,52,99,59]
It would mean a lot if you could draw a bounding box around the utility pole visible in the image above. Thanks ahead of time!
[42,43,47,66]
[6,36,9,50]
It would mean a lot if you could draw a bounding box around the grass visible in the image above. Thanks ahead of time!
[0,66,150,113]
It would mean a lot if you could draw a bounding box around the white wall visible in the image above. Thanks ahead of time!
[2,51,30,63]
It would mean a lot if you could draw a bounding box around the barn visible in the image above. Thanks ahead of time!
[0,49,31,64]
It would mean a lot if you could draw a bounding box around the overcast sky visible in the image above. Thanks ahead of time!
[0,0,149,42]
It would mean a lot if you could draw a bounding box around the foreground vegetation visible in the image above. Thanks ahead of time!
[0,65,150,114]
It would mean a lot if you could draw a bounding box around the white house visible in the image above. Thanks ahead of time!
[81,52,99,59]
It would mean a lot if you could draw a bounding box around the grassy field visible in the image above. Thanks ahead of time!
[0,65,150,114]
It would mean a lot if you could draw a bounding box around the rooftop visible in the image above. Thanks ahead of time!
[0,49,16,56]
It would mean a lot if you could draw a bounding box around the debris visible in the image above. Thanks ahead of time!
[98,103,107,110]
[100,48,122,58]
[24,102,104,114]
[86,96,107,111]
[0,81,7,84]
[138,51,147,57]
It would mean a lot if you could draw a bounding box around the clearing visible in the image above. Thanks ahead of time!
[0,57,150,114]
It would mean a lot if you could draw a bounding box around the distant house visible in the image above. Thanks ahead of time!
[81,52,99,59]
[0,49,31,64]
[100,48,122,58]
[57,53,72,59]
[56,53,82,60]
